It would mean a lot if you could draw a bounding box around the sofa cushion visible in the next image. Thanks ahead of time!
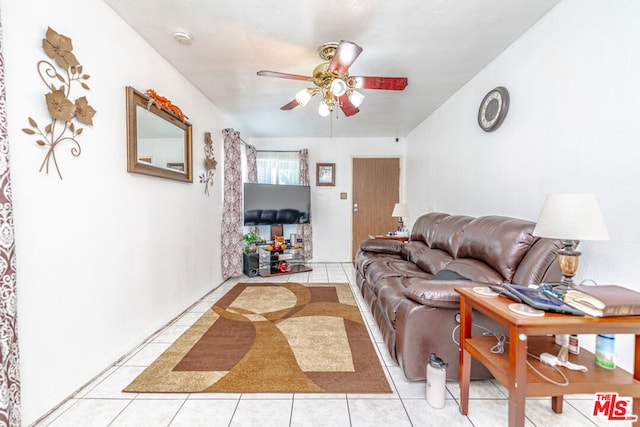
[456,216,536,282]
[414,248,452,274]
[409,212,449,244]
[400,241,430,263]
[443,259,504,284]
[355,250,403,277]
[429,215,474,256]
[365,259,432,285]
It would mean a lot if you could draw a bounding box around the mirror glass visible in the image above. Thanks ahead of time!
[126,86,192,182]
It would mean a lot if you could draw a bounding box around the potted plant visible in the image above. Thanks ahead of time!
[242,230,264,253]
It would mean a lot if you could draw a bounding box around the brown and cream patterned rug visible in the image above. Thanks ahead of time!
[124,282,391,393]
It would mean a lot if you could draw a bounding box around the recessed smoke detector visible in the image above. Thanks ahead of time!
[173,31,193,45]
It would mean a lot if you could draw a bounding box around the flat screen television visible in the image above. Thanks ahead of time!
[243,183,311,225]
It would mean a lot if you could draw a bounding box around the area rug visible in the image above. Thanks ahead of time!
[124,282,391,393]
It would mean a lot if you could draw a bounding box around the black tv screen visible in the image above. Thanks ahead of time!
[243,183,311,225]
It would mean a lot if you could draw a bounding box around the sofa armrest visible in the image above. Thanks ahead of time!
[359,238,404,255]
[403,280,485,309]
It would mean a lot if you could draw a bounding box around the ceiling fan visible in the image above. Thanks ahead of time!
[257,40,408,117]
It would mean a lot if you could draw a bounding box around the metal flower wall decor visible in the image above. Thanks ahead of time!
[199,132,217,195]
[22,27,96,179]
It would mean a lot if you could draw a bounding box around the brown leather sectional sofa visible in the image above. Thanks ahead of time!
[355,212,563,381]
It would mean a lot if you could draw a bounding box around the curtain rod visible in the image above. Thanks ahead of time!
[239,138,299,153]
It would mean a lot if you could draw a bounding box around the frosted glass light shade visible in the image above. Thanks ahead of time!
[295,88,313,107]
[318,101,331,117]
[533,193,609,240]
[348,90,365,107]
[330,78,347,96]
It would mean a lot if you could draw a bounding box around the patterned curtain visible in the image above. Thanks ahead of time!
[246,144,257,184]
[221,128,243,278]
[297,149,313,260]
[0,16,21,427]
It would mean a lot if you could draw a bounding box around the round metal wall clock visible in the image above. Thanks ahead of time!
[478,86,509,132]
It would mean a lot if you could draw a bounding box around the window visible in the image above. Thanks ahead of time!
[256,151,300,185]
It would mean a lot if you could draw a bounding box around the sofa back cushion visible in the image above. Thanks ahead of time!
[429,215,474,256]
[511,237,563,285]
[410,212,449,244]
[456,216,535,282]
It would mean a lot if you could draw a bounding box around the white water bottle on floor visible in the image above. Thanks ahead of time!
[426,353,448,409]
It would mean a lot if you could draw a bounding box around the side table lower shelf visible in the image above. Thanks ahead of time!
[466,335,640,397]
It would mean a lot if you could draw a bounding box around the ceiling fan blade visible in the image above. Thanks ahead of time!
[338,94,359,117]
[351,76,408,91]
[328,40,363,75]
[280,99,300,110]
[257,70,312,81]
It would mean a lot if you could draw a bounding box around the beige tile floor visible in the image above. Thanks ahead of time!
[34,263,629,426]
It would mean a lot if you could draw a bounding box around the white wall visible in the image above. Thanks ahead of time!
[249,137,407,261]
[0,0,230,423]
[405,0,640,372]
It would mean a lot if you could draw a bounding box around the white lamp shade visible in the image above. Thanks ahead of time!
[533,193,609,240]
[392,203,409,218]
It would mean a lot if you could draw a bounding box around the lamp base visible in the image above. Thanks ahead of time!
[558,240,581,286]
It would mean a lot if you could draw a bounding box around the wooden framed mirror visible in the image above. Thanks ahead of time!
[126,86,193,182]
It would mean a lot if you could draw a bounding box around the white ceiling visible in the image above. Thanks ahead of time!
[103,0,561,139]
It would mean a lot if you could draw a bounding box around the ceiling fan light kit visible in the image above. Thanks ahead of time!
[318,101,331,117]
[295,88,314,107]
[257,40,408,118]
[348,90,365,108]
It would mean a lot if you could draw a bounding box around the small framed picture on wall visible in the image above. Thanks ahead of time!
[316,163,335,186]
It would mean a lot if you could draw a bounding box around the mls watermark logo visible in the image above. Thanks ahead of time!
[593,392,638,422]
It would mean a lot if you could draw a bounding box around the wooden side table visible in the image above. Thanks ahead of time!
[368,234,409,242]
[455,287,640,427]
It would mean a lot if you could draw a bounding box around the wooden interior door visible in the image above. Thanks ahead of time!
[352,158,400,260]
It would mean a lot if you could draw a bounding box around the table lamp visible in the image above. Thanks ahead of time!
[391,203,409,233]
[532,193,609,286]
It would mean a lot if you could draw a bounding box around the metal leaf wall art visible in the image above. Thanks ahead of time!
[22,27,96,179]
[199,132,217,195]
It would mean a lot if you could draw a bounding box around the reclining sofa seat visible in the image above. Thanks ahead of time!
[355,212,562,381]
